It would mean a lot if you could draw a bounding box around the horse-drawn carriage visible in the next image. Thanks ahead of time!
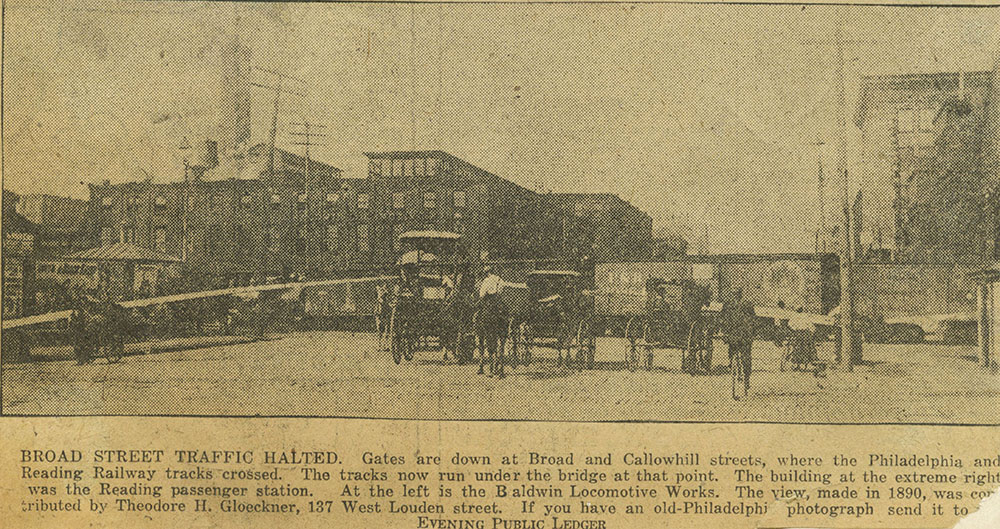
[383,231,477,364]
[508,270,597,370]
[68,299,137,364]
[624,278,717,372]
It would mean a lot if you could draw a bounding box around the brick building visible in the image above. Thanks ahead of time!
[363,151,562,265]
[853,70,994,261]
[15,193,91,258]
[89,144,371,286]
[544,193,654,262]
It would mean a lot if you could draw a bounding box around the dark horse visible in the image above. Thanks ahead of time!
[475,294,509,378]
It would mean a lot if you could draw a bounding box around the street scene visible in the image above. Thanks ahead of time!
[4,331,996,423]
[3,3,1000,421]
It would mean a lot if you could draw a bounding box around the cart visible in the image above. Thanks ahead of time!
[513,270,596,370]
[386,231,476,364]
[624,278,717,373]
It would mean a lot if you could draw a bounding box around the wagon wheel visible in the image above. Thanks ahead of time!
[389,306,402,365]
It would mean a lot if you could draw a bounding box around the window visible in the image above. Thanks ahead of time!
[402,159,413,177]
[294,228,307,255]
[154,196,167,208]
[393,192,405,209]
[154,227,167,253]
[427,158,440,176]
[918,108,936,131]
[121,225,137,244]
[357,193,370,209]
[358,225,370,252]
[327,225,339,253]
[896,108,916,132]
[424,192,436,209]
[453,190,466,209]
[101,196,113,208]
[369,159,384,176]
[326,193,339,204]
[392,159,403,177]
[240,194,253,207]
[270,194,281,205]
[413,158,425,177]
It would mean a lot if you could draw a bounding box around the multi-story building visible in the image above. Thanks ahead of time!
[15,193,91,258]
[89,143,370,286]
[363,151,562,265]
[854,70,994,261]
[2,190,37,318]
[544,193,654,263]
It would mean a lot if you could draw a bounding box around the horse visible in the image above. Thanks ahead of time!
[475,293,509,378]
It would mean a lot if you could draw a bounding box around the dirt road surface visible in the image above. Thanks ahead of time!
[3,331,997,423]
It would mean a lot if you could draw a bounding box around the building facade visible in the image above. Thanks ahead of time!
[89,144,372,286]
[2,191,37,318]
[544,193,654,263]
[89,149,657,288]
[854,70,994,261]
[364,151,563,265]
[15,193,91,258]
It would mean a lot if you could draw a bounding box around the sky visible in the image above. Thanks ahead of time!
[3,1,998,253]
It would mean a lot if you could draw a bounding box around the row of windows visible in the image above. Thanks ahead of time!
[370,157,443,178]
[102,224,373,255]
[100,190,471,212]
[392,190,466,209]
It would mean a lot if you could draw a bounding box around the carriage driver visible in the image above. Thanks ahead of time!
[479,266,502,301]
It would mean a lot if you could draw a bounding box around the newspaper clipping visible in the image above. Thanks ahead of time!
[2,1,999,527]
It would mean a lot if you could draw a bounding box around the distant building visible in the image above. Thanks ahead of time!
[89,144,365,286]
[543,193,654,263]
[854,70,994,261]
[15,193,91,258]
[2,190,37,318]
[364,151,560,265]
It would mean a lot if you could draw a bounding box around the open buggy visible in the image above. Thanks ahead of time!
[384,231,476,364]
[625,278,717,372]
[509,270,596,370]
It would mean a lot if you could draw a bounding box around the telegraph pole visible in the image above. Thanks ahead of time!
[834,20,861,369]
[250,67,306,180]
[289,121,328,272]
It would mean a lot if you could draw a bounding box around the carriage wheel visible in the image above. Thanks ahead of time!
[403,334,414,361]
[389,306,402,365]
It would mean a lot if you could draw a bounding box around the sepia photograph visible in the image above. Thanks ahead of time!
[2,0,999,423]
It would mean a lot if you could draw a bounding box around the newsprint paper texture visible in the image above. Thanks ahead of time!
[3,1,1000,528]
